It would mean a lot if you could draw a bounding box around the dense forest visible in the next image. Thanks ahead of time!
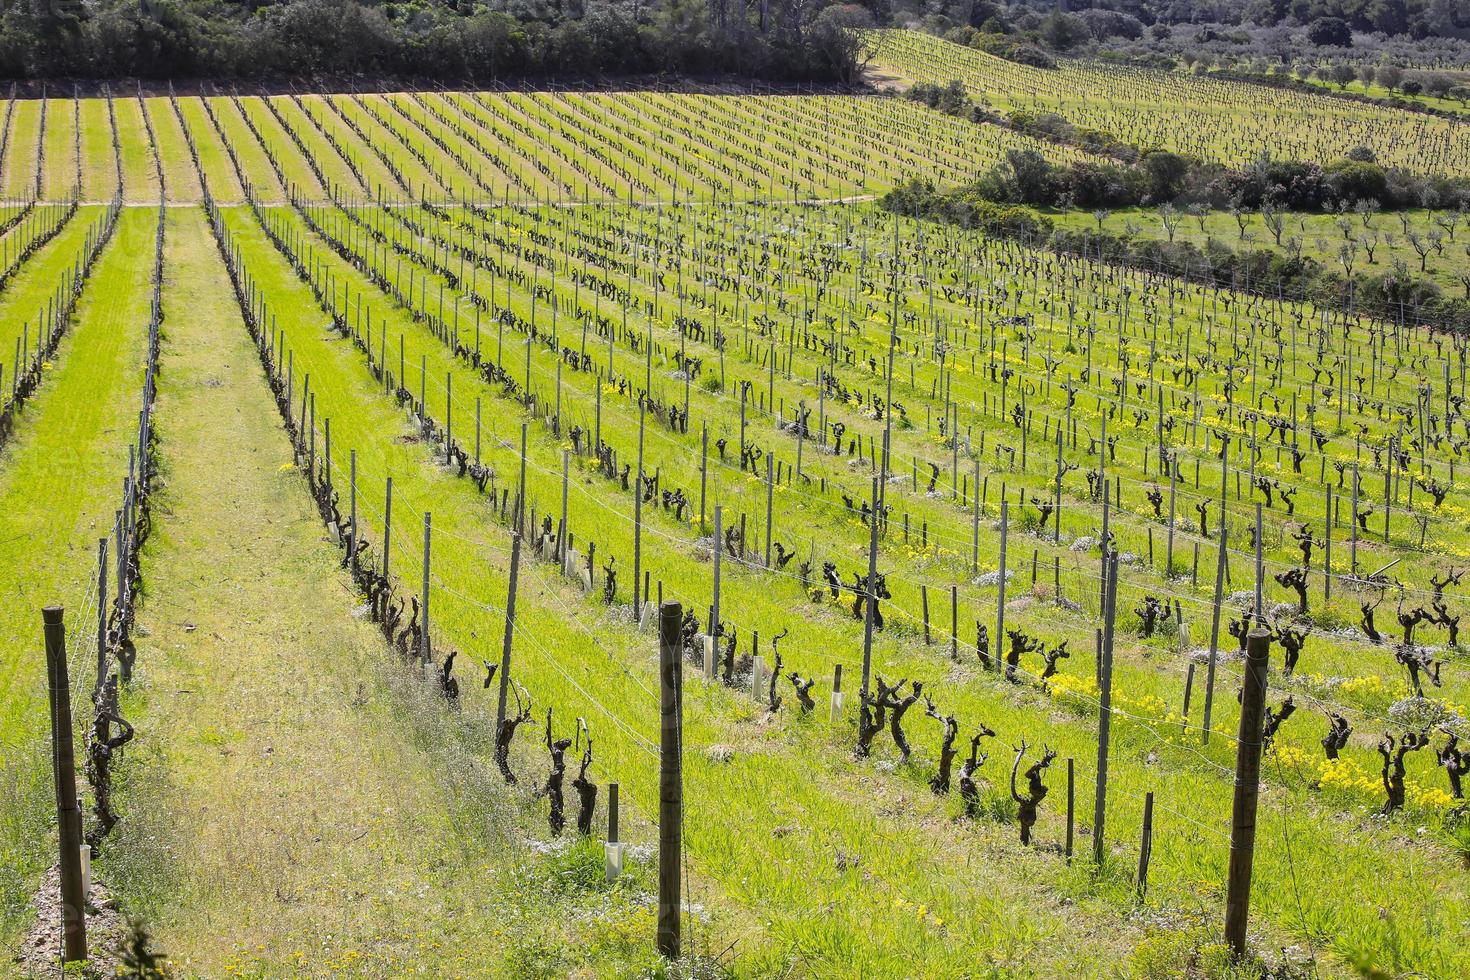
[0,0,872,80]
[893,0,1470,68]
[0,0,1465,80]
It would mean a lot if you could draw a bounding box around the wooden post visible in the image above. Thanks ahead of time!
[495,531,522,730]
[605,781,622,883]
[421,512,431,664]
[1053,424,1063,544]
[711,506,723,680]
[1253,503,1264,625]
[1099,477,1111,613]
[1166,461,1177,575]
[382,477,393,580]
[608,782,620,844]
[831,663,843,724]
[1181,662,1196,733]
[516,422,528,531]
[860,475,880,698]
[1065,758,1075,863]
[1092,552,1119,864]
[950,584,958,661]
[94,539,107,697]
[43,606,87,966]
[699,424,707,535]
[1350,463,1359,573]
[349,452,357,566]
[971,455,981,575]
[1324,484,1332,604]
[996,499,1009,674]
[1137,791,1154,898]
[657,601,683,961]
[559,449,570,563]
[764,453,774,568]
[1202,524,1228,746]
[634,404,644,612]
[1225,628,1272,960]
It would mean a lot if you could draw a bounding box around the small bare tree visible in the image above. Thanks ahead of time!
[1159,203,1181,243]
[1262,204,1285,245]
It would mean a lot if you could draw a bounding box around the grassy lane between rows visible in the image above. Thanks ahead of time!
[104,207,663,979]
[0,207,152,958]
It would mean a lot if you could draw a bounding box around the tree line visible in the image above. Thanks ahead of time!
[0,0,870,81]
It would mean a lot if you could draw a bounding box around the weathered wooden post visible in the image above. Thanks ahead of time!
[94,539,108,697]
[1202,524,1228,746]
[1324,484,1332,604]
[860,475,880,698]
[495,531,522,731]
[634,403,645,614]
[764,453,774,568]
[1093,552,1119,865]
[382,477,393,581]
[972,455,981,575]
[831,663,844,725]
[1225,628,1272,961]
[605,782,622,882]
[420,512,431,664]
[43,606,87,966]
[657,601,683,961]
[1065,757,1075,863]
[996,499,1009,674]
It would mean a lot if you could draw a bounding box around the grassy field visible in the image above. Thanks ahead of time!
[1,47,1469,978]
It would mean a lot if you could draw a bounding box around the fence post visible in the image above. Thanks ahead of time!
[860,474,880,698]
[634,404,644,614]
[382,477,393,581]
[1065,757,1075,863]
[495,532,522,731]
[996,499,1009,674]
[559,449,570,564]
[605,782,622,882]
[421,512,431,664]
[1225,628,1272,960]
[1323,484,1332,604]
[971,455,981,575]
[831,663,843,724]
[348,451,357,571]
[94,539,108,697]
[764,453,774,567]
[657,601,683,961]
[43,606,88,966]
[1202,524,1228,746]
[1092,552,1119,865]
[1137,791,1154,898]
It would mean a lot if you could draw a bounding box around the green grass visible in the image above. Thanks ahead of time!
[102,209,660,978]
[4,68,1470,976]
[0,207,104,403]
[225,175,1470,973]
[0,100,38,200]
[243,173,1470,973]
[0,207,152,954]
